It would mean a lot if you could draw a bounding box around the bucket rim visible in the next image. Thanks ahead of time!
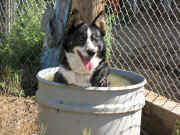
[37,67,147,91]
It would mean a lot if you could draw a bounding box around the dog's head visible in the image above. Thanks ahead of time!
[65,10,106,72]
[74,23,106,72]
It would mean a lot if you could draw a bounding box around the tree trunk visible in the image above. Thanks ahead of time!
[72,0,106,23]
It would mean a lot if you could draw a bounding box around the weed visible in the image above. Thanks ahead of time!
[0,0,47,96]
[105,12,116,60]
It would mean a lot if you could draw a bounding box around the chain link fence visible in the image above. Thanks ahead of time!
[105,0,180,104]
[0,0,179,105]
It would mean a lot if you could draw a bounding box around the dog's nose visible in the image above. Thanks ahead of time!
[86,49,95,56]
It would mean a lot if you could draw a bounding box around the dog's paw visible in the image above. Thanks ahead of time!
[100,79,110,87]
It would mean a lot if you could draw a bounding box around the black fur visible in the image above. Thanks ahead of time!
[90,61,110,87]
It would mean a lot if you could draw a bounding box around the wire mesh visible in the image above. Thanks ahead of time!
[105,0,180,103]
[0,0,179,103]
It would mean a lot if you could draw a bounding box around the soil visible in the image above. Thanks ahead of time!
[0,96,39,135]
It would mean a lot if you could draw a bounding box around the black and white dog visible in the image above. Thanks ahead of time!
[54,11,110,87]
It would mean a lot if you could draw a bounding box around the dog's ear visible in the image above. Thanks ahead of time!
[68,9,83,29]
[91,11,104,25]
[98,21,106,37]
[67,9,85,34]
[92,11,106,36]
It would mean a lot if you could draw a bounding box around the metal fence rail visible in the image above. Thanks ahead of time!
[0,0,179,105]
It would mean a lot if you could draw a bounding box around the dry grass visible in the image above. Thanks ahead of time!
[0,96,45,135]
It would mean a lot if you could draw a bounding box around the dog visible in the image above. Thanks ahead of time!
[54,11,110,87]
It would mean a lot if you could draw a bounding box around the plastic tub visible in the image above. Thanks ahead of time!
[36,67,146,135]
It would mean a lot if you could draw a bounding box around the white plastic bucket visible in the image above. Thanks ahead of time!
[36,67,147,135]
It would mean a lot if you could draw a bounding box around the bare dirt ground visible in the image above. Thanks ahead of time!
[0,96,39,135]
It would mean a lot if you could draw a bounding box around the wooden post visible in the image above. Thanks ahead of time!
[72,0,106,23]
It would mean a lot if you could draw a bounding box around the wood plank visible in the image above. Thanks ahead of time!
[142,89,180,135]
[145,89,180,120]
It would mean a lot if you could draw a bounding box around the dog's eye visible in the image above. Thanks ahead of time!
[90,34,97,41]
[79,34,86,42]
[80,36,84,41]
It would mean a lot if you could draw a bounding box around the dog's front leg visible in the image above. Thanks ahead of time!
[90,63,110,87]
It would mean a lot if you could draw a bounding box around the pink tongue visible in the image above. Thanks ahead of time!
[84,60,93,71]
[76,49,93,71]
